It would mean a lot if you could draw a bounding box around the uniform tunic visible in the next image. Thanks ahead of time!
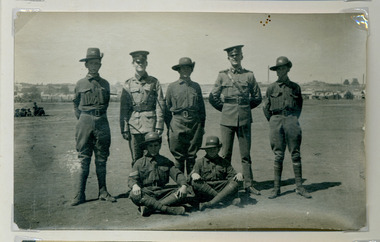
[165,78,206,171]
[120,73,165,163]
[209,68,262,187]
[263,78,303,163]
[191,155,239,202]
[128,154,187,203]
[73,74,111,162]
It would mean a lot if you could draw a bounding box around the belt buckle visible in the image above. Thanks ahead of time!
[94,110,100,116]
[182,110,189,118]
[283,110,290,116]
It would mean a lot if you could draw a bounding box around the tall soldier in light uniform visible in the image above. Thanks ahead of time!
[165,57,206,176]
[72,48,116,206]
[120,51,165,166]
[209,45,262,195]
[263,56,311,199]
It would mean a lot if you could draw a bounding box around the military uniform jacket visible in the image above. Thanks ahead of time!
[263,78,303,121]
[209,68,262,127]
[128,154,187,188]
[120,73,165,134]
[73,74,110,119]
[191,155,237,181]
[165,78,206,125]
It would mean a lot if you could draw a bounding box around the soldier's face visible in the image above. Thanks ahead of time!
[276,65,290,80]
[228,53,243,67]
[85,59,102,75]
[205,147,220,158]
[133,59,147,72]
[179,66,193,79]
[146,141,161,156]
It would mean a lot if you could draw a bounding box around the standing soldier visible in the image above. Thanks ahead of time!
[72,48,116,206]
[120,50,165,166]
[165,57,206,176]
[263,56,311,199]
[209,45,262,195]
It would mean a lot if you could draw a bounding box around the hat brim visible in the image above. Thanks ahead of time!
[269,62,292,71]
[79,53,104,62]
[139,137,162,148]
[200,144,222,150]
[172,63,195,71]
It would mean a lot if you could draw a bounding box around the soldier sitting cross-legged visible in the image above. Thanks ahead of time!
[190,136,244,211]
[128,132,191,216]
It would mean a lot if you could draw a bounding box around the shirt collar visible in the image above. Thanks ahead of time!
[230,66,243,74]
[135,72,148,82]
[86,74,100,81]
[179,78,192,84]
[276,77,290,87]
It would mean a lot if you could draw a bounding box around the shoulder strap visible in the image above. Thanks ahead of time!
[226,71,245,95]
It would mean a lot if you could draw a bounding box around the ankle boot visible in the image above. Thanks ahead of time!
[202,181,239,210]
[268,162,283,199]
[141,196,185,215]
[71,160,90,206]
[96,161,116,202]
[293,162,312,199]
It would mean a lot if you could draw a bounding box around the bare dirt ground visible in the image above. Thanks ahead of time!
[13,99,366,231]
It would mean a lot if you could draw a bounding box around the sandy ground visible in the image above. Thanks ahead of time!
[13,99,366,231]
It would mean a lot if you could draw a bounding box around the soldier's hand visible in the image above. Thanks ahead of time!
[191,173,201,181]
[132,184,141,196]
[122,132,130,141]
[155,129,163,136]
[176,185,188,198]
[234,173,244,182]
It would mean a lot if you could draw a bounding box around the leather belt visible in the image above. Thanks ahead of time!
[173,110,196,118]
[224,97,249,105]
[133,103,155,112]
[81,109,106,117]
[272,109,295,116]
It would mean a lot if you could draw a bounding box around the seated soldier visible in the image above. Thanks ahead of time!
[190,136,244,211]
[128,132,190,216]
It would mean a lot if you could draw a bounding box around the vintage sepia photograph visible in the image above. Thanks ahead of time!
[13,11,366,231]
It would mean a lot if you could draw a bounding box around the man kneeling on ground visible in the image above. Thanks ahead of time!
[128,132,190,216]
[190,136,244,211]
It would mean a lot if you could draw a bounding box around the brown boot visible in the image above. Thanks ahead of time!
[202,181,239,210]
[71,160,90,206]
[96,161,116,203]
[268,162,282,199]
[293,162,312,199]
[141,196,185,215]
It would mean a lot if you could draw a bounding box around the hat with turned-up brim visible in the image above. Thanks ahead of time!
[269,56,293,71]
[200,136,223,149]
[79,48,104,62]
[140,132,162,148]
[224,45,244,56]
[172,57,195,71]
[130,50,149,62]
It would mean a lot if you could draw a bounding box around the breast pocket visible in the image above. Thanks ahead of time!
[130,87,142,103]
[79,88,94,106]
[158,166,169,182]
[270,92,283,109]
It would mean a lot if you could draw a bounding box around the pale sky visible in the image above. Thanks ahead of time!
[14,12,367,85]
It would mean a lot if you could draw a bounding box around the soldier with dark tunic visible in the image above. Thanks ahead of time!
[165,57,206,176]
[190,136,244,210]
[209,45,262,196]
[120,50,165,166]
[71,48,116,206]
[128,132,189,216]
[263,56,311,199]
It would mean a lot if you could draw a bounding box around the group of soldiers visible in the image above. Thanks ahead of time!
[71,46,311,216]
